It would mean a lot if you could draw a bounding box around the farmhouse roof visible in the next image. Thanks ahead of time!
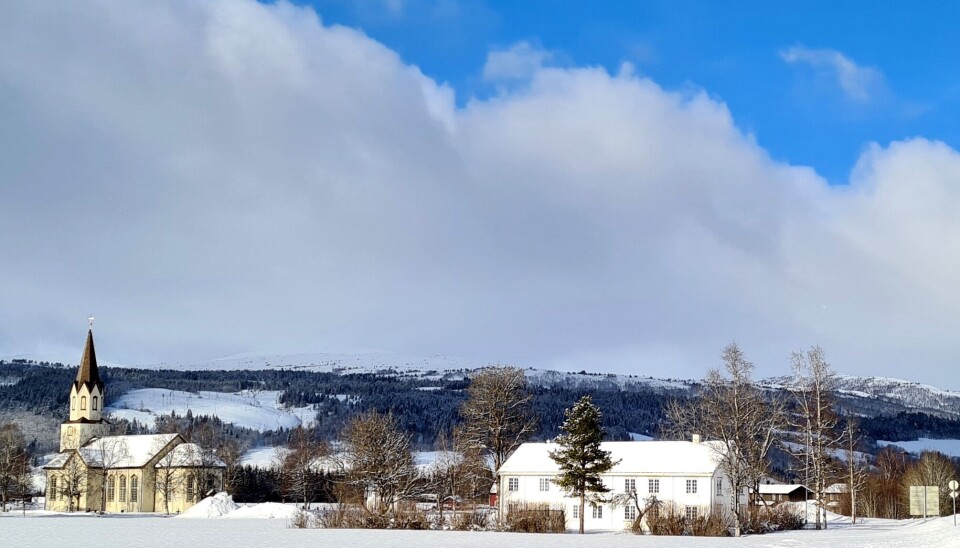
[498,440,724,476]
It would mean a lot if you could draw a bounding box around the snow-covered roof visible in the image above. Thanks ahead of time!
[825,483,848,494]
[43,452,73,469]
[79,434,180,468]
[758,484,809,495]
[498,441,724,476]
[155,442,226,468]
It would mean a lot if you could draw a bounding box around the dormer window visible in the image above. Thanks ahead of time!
[80,396,87,410]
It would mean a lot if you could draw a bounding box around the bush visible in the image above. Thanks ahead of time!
[288,508,313,529]
[505,503,567,533]
[646,504,728,537]
[315,505,430,530]
[742,504,805,534]
[450,508,491,531]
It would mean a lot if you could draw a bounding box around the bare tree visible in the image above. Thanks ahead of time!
[281,426,329,508]
[0,422,30,512]
[664,342,783,536]
[153,440,189,514]
[84,436,130,512]
[904,450,957,516]
[186,422,225,496]
[458,367,537,478]
[57,454,87,512]
[841,419,868,524]
[788,346,841,530]
[337,411,422,515]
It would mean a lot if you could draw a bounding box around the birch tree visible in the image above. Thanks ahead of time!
[664,342,784,536]
[459,367,537,476]
[281,426,329,508]
[85,436,130,512]
[789,346,840,530]
[153,439,188,514]
[841,419,868,523]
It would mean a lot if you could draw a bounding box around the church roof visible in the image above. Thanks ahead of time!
[78,433,181,468]
[74,329,104,392]
[43,452,74,470]
[155,442,226,468]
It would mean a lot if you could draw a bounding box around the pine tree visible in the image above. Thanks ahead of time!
[549,395,619,534]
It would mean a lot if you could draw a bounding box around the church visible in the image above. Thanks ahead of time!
[44,326,225,513]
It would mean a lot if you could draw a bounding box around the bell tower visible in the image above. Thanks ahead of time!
[60,318,109,451]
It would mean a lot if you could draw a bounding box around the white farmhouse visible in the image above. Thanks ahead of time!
[497,437,745,532]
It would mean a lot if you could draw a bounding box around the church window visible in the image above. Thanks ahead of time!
[81,396,87,410]
[71,397,76,411]
[108,476,115,502]
[131,476,139,503]
[50,476,58,501]
[119,475,126,502]
[186,475,195,502]
[92,396,98,410]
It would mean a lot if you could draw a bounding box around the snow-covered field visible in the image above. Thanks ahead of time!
[106,388,317,431]
[1,510,957,548]
[878,438,960,458]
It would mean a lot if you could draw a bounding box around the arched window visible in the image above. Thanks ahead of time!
[131,476,139,503]
[92,396,98,410]
[119,475,126,502]
[186,474,195,502]
[50,476,58,501]
[80,396,87,410]
[71,396,76,411]
[108,476,116,502]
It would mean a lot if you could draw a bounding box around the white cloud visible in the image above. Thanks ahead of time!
[482,41,553,82]
[1,2,960,388]
[780,46,885,102]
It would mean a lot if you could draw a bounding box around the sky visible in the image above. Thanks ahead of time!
[2,1,960,388]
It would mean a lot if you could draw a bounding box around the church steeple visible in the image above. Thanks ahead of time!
[60,320,108,451]
[74,329,104,392]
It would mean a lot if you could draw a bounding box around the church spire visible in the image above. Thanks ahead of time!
[74,325,104,392]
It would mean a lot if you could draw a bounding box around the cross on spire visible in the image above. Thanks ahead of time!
[88,315,95,330]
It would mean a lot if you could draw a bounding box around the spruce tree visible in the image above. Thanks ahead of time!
[549,395,619,534]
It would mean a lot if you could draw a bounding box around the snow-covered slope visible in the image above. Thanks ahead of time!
[877,438,960,457]
[762,374,960,419]
[106,389,318,431]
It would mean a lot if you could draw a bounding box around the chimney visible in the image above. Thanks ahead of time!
[692,434,701,444]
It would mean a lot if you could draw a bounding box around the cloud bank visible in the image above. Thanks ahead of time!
[1,1,959,387]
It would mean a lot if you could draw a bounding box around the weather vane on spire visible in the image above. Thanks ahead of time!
[88,315,95,330]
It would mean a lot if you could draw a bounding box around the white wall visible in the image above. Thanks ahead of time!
[500,471,736,532]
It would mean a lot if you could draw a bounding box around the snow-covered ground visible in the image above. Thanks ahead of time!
[1,509,957,548]
[106,388,317,432]
[878,438,960,458]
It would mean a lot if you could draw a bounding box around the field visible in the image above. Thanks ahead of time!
[1,510,956,548]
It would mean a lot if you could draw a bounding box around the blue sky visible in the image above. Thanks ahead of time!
[4,1,960,388]
[303,0,960,183]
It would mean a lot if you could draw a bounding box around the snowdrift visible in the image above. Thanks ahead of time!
[175,493,298,520]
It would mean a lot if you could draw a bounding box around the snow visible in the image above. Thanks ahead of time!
[106,389,317,432]
[71,434,179,468]
[878,438,960,457]
[176,492,239,518]
[1,511,959,547]
[500,441,722,475]
[241,446,287,468]
[224,502,299,520]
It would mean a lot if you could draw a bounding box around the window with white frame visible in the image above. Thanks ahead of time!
[539,478,550,491]
[108,476,115,502]
[686,479,698,494]
[92,396,98,410]
[715,477,722,495]
[572,504,579,518]
[130,475,139,503]
[624,504,636,520]
[685,506,698,520]
[592,504,603,519]
[508,477,519,492]
[49,476,58,501]
[625,478,636,493]
[119,475,126,502]
[648,478,660,494]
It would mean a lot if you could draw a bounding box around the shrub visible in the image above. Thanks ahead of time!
[505,503,567,533]
[288,508,313,529]
[451,508,491,531]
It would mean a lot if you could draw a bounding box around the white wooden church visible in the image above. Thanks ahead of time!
[43,327,224,513]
